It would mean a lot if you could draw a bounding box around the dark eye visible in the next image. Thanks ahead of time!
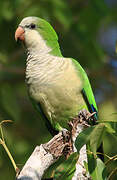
[29,23,36,29]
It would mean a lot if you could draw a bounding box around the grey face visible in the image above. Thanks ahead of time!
[19,16,39,30]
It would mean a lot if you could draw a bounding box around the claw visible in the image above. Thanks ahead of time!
[61,128,70,142]
[78,109,97,125]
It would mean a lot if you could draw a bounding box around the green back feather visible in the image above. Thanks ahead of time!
[71,58,98,114]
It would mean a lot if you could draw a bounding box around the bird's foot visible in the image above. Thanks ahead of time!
[61,128,70,143]
[78,109,96,126]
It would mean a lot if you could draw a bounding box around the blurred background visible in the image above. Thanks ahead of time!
[0,0,117,179]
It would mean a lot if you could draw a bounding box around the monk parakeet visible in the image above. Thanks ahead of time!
[15,16,98,134]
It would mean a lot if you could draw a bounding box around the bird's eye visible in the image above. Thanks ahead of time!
[29,23,36,29]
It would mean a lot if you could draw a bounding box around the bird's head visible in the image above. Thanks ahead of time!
[15,16,61,55]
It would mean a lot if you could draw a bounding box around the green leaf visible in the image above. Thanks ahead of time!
[43,156,66,179]
[75,126,94,153]
[105,124,116,134]
[90,124,105,153]
[75,123,105,154]
[98,119,117,123]
[88,154,107,180]
[55,153,78,180]
[96,158,107,180]
[84,161,89,174]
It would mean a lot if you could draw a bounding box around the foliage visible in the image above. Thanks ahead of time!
[75,120,117,179]
[0,0,117,179]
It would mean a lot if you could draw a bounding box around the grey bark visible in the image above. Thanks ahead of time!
[16,110,92,180]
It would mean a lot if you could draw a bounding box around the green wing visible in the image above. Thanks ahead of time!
[72,58,98,118]
[29,95,58,135]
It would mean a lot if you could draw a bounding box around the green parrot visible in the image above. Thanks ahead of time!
[15,16,98,134]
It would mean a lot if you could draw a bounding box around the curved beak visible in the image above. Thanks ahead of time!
[15,26,25,42]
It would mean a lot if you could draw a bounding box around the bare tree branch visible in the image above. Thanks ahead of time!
[16,109,93,180]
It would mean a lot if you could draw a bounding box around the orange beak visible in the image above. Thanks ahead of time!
[15,26,25,41]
